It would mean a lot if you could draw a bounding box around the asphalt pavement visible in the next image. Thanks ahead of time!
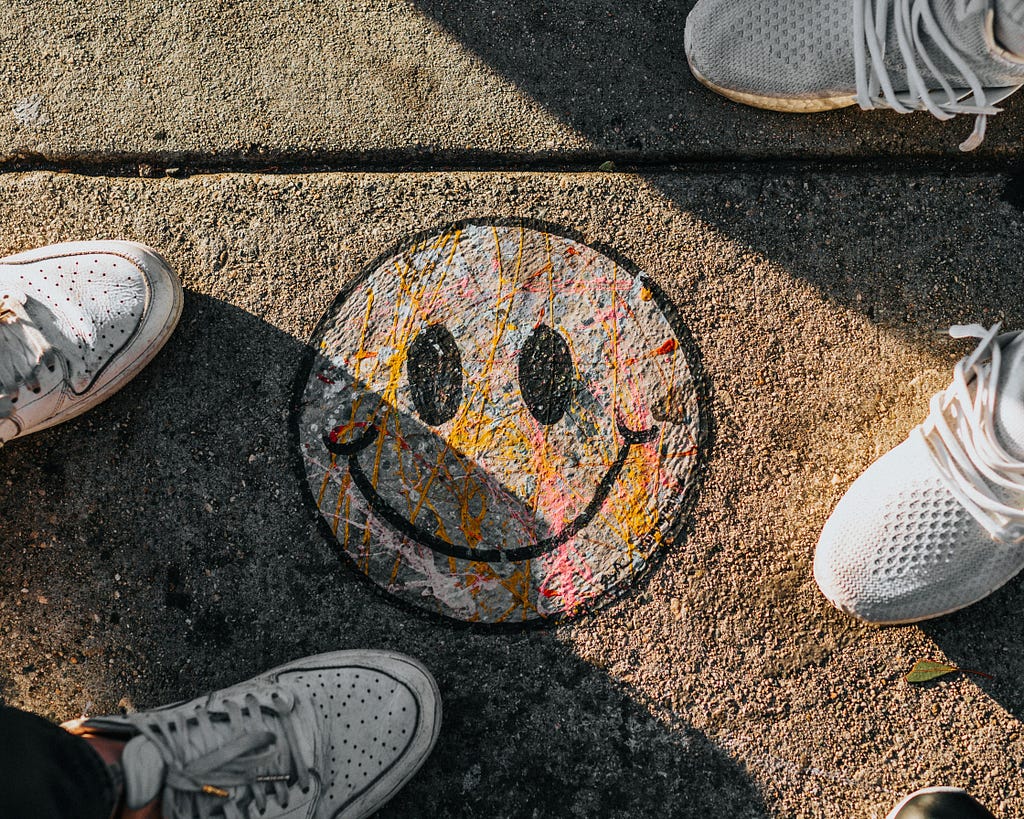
[2,2,1024,817]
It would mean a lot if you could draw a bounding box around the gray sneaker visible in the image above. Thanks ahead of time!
[0,241,183,444]
[65,651,442,819]
[684,0,1024,150]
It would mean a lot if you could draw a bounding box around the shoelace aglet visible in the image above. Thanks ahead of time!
[201,784,230,798]
[958,114,987,152]
[948,322,1000,339]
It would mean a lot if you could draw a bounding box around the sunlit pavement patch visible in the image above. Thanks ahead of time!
[294,220,708,624]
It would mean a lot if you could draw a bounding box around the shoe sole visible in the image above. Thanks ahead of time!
[821,591,1012,627]
[0,241,184,438]
[683,20,857,113]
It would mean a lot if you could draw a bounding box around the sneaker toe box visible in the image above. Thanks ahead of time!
[815,434,1024,623]
[685,0,857,106]
[274,651,440,819]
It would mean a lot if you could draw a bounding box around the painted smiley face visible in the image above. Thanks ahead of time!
[294,221,706,624]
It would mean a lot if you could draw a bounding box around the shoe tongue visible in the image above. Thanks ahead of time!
[995,0,1024,55]
[121,734,167,810]
[896,0,1024,90]
[993,332,1024,461]
[924,0,991,76]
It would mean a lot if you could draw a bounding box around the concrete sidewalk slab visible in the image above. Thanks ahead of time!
[2,0,1023,164]
[1,170,1023,817]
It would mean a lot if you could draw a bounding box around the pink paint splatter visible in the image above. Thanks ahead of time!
[538,543,599,613]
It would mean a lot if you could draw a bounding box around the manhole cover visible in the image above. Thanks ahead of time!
[294,221,707,624]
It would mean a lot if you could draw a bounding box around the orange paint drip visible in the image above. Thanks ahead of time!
[654,338,678,355]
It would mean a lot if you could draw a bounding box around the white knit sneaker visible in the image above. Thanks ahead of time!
[0,241,182,444]
[816,324,1024,623]
[65,651,442,819]
[684,0,1024,151]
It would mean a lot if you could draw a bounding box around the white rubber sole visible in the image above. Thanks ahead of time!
[816,582,1013,626]
[687,57,857,113]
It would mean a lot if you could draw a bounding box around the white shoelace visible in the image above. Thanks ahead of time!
[135,689,311,819]
[918,323,1024,543]
[854,0,1005,151]
[0,289,54,413]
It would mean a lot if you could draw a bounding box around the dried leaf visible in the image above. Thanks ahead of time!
[906,659,959,683]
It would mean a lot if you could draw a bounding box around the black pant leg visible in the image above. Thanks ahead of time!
[0,706,117,819]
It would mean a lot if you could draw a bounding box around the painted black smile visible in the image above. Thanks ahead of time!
[323,419,659,562]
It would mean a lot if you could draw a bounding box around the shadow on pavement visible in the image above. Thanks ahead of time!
[401,638,770,818]
[649,171,1024,338]
[922,580,1024,721]
[0,290,767,817]
[410,0,1024,158]
[408,0,1024,349]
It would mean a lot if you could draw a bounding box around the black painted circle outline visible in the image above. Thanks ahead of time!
[289,217,715,630]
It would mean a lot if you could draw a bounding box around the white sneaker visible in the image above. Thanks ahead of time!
[0,241,182,444]
[65,650,442,819]
[684,0,1024,151]
[815,324,1024,623]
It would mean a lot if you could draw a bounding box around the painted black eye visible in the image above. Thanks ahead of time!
[406,324,463,426]
[518,324,573,425]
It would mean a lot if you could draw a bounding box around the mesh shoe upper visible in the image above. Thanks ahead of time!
[0,241,182,443]
[686,0,857,99]
[685,0,1024,147]
[815,326,1024,623]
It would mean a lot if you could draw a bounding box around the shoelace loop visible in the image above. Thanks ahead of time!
[854,0,1009,151]
[919,323,1024,543]
[0,289,58,418]
[136,688,312,819]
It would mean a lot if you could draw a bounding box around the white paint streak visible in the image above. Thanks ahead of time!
[12,94,51,127]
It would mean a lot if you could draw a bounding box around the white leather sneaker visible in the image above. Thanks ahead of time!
[816,324,1024,623]
[65,651,442,819]
[0,241,182,444]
